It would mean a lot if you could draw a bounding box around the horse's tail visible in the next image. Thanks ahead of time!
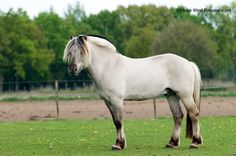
[191,62,201,111]
[186,62,201,138]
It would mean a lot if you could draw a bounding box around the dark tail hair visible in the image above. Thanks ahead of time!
[186,114,193,138]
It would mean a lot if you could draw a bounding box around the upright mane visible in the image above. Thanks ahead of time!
[87,35,117,53]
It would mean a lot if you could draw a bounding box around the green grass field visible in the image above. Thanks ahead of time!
[0,117,235,156]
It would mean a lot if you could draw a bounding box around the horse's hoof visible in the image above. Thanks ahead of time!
[189,143,199,149]
[111,145,122,151]
[165,143,178,149]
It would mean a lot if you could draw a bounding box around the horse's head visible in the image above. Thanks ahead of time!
[63,35,89,76]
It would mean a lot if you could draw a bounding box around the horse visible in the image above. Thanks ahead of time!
[63,34,203,150]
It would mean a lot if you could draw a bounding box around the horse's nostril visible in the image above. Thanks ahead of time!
[68,64,77,72]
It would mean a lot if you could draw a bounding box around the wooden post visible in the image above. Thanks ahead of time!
[55,80,59,119]
[153,98,157,119]
[0,75,3,91]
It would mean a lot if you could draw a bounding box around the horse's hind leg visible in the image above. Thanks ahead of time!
[104,98,126,150]
[165,89,184,148]
[180,96,202,148]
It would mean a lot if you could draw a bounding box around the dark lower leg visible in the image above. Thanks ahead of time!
[189,111,202,148]
[104,99,126,150]
[166,115,183,148]
[113,120,126,149]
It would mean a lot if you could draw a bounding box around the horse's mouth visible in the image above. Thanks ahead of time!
[68,67,83,77]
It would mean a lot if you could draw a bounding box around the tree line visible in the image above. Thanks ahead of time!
[0,2,235,91]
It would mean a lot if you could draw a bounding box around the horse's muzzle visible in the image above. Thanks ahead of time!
[68,64,78,76]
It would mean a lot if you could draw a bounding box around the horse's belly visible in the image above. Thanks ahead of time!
[124,83,167,100]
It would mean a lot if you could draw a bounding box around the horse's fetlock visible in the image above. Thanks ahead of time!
[192,136,202,145]
[169,137,179,146]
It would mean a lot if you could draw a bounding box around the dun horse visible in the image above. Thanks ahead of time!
[63,34,203,150]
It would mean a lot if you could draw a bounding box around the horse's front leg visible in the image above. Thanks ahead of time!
[104,99,126,150]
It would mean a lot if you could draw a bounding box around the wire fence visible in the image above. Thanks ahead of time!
[0,79,235,121]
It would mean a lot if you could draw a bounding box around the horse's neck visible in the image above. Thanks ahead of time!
[87,47,118,83]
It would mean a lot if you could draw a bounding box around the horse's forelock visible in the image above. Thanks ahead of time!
[78,36,90,67]
[63,38,75,63]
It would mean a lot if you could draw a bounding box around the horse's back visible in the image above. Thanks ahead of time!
[122,53,195,100]
[151,53,189,64]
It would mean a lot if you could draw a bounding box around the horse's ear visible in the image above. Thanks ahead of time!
[69,35,73,40]
[83,34,87,41]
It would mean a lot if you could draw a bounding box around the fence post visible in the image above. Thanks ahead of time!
[153,98,157,119]
[55,80,60,119]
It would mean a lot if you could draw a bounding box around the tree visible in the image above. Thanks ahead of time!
[124,28,157,58]
[170,6,202,24]
[151,21,219,78]
[0,9,53,90]
[118,5,174,33]
[116,5,174,56]
[198,2,236,81]
[64,2,88,35]
[82,10,124,52]
[35,11,67,80]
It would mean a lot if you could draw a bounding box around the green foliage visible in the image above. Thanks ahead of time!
[198,2,236,80]
[0,9,53,83]
[82,10,124,51]
[117,5,174,55]
[64,2,88,35]
[124,28,157,57]
[151,21,219,78]
[118,5,174,33]
[35,11,68,80]
[171,6,202,24]
[0,117,235,155]
[0,2,235,89]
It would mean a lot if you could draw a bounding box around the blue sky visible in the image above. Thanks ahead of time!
[0,0,233,18]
